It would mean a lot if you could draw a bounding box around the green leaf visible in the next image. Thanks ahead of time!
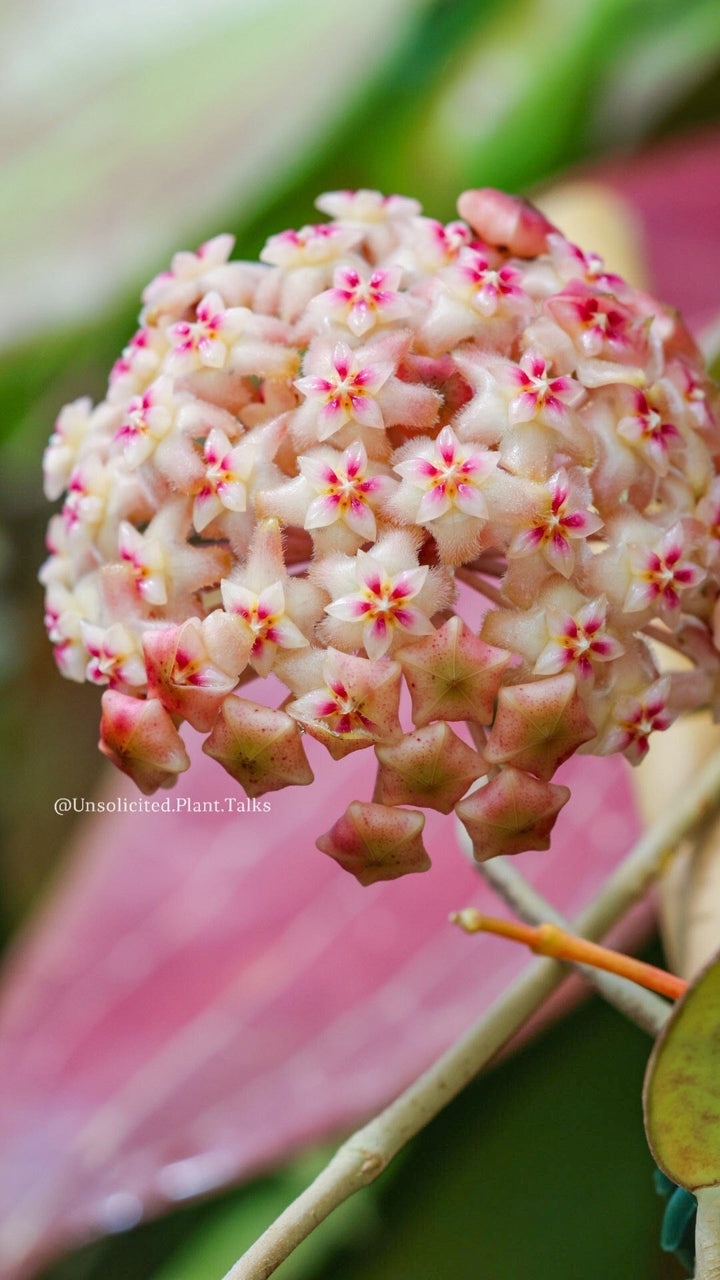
[644,947,720,1191]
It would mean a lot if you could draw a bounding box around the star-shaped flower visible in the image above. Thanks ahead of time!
[220,519,320,676]
[442,247,527,319]
[455,767,570,861]
[42,397,94,500]
[193,428,258,533]
[307,265,411,338]
[203,696,314,798]
[547,286,645,367]
[81,622,146,691]
[324,548,433,660]
[165,291,250,375]
[534,595,624,680]
[294,340,395,441]
[616,388,681,476]
[596,676,674,764]
[143,615,250,733]
[114,376,177,469]
[299,441,394,541]
[260,221,362,268]
[396,616,513,726]
[483,673,597,780]
[508,468,603,577]
[394,425,498,524]
[624,525,705,622]
[506,353,584,429]
[287,648,403,759]
[118,520,170,605]
[373,722,486,813]
[221,579,308,676]
[316,800,430,885]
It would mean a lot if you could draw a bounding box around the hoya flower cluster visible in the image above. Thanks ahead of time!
[42,186,720,883]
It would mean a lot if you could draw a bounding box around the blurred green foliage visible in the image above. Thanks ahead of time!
[2,0,718,1275]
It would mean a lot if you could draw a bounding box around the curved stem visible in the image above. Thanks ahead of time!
[695,1186,720,1280]
[221,747,720,1280]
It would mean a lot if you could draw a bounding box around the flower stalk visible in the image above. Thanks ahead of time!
[452,909,688,1001]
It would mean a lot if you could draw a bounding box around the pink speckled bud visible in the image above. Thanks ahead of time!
[456,189,557,258]
[316,800,430,885]
[99,689,190,795]
[456,767,571,862]
[203,696,314,798]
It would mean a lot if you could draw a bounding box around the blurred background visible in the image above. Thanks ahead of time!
[2,0,720,1276]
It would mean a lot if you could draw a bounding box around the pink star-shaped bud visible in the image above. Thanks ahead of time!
[287,648,403,759]
[396,616,514,726]
[143,615,250,733]
[624,525,705,620]
[373,722,486,813]
[316,801,430,886]
[484,673,597,781]
[99,690,190,795]
[456,767,570,861]
[535,595,624,680]
[508,468,603,577]
[457,189,556,258]
[203,696,314,798]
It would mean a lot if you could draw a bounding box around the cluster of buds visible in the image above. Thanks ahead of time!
[42,186,720,884]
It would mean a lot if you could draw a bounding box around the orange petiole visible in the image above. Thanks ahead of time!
[451,909,688,1002]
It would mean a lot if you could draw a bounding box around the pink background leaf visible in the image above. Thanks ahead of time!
[0,714,638,1277]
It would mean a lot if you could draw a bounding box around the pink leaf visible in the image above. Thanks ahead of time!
[0,698,638,1277]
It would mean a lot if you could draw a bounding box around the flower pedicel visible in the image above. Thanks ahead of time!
[42,187,720,883]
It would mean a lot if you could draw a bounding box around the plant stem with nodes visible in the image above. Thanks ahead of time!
[221,747,720,1280]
